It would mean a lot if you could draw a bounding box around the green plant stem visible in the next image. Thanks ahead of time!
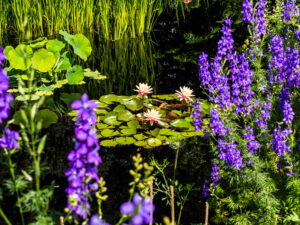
[177,206,183,225]
[0,208,12,225]
[7,151,25,225]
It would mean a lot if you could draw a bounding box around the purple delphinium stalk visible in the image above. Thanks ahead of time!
[282,100,294,124]
[120,194,155,225]
[0,128,20,150]
[295,30,300,40]
[211,162,220,187]
[90,215,110,225]
[192,101,203,131]
[241,0,255,23]
[272,126,292,156]
[0,47,14,125]
[282,0,296,21]
[254,99,272,129]
[210,108,227,136]
[254,0,266,42]
[218,138,243,170]
[217,18,234,60]
[202,180,210,197]
[65,93,102,219]
[243,125,260,153]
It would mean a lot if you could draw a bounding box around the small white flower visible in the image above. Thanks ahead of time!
[175,86,194,102]
[144,109,161,126]
[134,83,153,98]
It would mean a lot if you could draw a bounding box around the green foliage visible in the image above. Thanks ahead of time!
[4,31,106,99]
[71,94,209,148]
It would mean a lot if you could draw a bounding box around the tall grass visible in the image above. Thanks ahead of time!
[0,0,166,42]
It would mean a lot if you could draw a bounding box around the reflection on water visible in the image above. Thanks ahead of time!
[75,34,157,98]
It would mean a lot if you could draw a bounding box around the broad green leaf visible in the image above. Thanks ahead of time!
[120,128,136,135]
[125,98,144,111]
[147,138,162,147]
[127,120,141,129]
[70,34,92,61]
[119,96,133,104]
[28,37,48,48]
[146,128,160,137]
[59,30,73,42]
[46,39,66,54]
[97,123,110,129]
[95,109,108,115]
[57,51,72,71]
[152,94,177,100]
[84,70,107,80]
[134,133,147,141]
[3,46,14,56]
[159,129,172,136]
[66,65,84,85]
[36,109,58,128]
[116,137,135,145]
[101,129,120,137]
[100,94,119,104]
[171,119,192,129]
[100,140,118,147]
[113,104,126,112]
[156,135,167,141]
[117,110,135,121]
[7,44,33,70]
[134,141,147,147]
[32,49,56,72]
[102,112,121,125]
[157,120,169,128]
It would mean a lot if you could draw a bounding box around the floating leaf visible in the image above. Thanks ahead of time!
[120,128,137,135]
[125,98,144,111]
[32,49,56,72]
[100,140,118,147]
[113,104,126,112]
[97,123,110,130]
[36,109,58,128]
[100,94,119,104]
[102,112,122,125]
[134,133,147,141]
[7,44,33,70]
[147,138,162,147]
[66,65,84,85]
[171,119,192,129]
[95,109,108,115]
[101,129,120,137]
[117,110,135,122]
[159,129,172,136]
[28,37,48,48]
[156,135,167,141]
[84,70,107,80]
[152,94,177,100]
[157,120,169,128]
[116,137,135,145]
[119,96,133,104]
[134,141,147,147]
[146,128,160,137]
[127,120,141,129]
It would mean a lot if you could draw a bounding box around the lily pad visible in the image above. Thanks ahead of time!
[84,70,107,80]
[46,39,66,54]
[100,94,119,104]
[134,141,148,147]
[101,129,120,137]
[102,112,122,125]
[57,51,72,71]
[127,120,141,129]
[125,98,144,111]
[118,110,135,122]
[159,129,172,136]
[134,133,147,141]
[100,140,118,147]
[116,137,135,145]
[113,104,126,112]
[147,138,162,147]
[171,119,192,129]
[120,128,137,135]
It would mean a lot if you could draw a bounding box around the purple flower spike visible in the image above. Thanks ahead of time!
[120,202,135,215]
[66,94,102,219]
[0,128,20,150]
[90,215,110,225]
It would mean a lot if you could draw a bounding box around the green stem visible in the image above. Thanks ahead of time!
[7,151,25,225]
[177,206,183,225]
[0,208,12,225]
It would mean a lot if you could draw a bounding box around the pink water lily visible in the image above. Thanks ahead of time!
[144,109,161,126]
[134,83,153,98]
[175,86,194,102]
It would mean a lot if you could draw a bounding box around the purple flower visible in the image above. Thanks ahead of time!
[217,18,234,60]
[218,138,243,170]
[295,30,300,40]
[120,194,155,225]
[90,215,110,225]
[241,0,254,23]
[211,162,220,187]
[282,0,297,21]
[282,100,294,124]
[272,127,292,156]
[254,0,266,42]
[0,128,20,150]
[65,94,102,219]
[210,108,227,136]
[243,125,260,153]
[192,101,203,131]
[202,180,210,197]
[120,202,135,215]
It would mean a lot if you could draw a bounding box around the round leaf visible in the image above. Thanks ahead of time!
[117,110,135,122]
[66,65,84,85]
[171,119,192,129]
[46,39,66,54]
[100,140,118,147]
[125,99,144,111]
[7,44,33,70]
[116,137,135,145]
[32,49,56,72]
[69,34,92,61]
[147,138,162,147]
[102,112,122,125]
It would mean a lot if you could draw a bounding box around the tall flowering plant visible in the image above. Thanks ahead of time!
[65,93,102,219]
[193,0,300,223]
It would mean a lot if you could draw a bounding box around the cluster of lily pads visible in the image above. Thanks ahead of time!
[3,31,106,101]
[70,84,210,148]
